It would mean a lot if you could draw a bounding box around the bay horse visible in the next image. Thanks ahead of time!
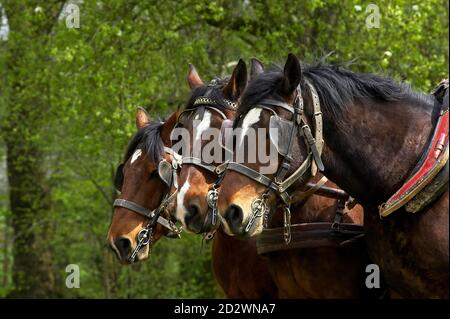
[106,101,277,297]
[107,108,181,263]
[176,59,375,298]
[172,60,278,297]
[219,53,448,298]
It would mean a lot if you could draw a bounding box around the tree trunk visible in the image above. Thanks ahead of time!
[6,140,55,298]
[1,1,65,298]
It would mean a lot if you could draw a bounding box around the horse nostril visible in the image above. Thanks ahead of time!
[114,237,132,260]
[225,204,243,229]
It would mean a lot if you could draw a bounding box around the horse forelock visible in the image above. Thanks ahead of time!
[124,120,165,165]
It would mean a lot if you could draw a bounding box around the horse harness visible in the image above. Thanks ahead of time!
[180,80,364,247]
[256,183,364,254]
[174,89,238,236]
[213,80,323,238]
[379,79,449,217]
[113,147,183,262]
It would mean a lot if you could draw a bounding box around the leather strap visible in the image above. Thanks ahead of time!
[290,175,328,204]
[307,82,324,176]
[278,153,312,193]
[258,99,296,114]
[203,106,228,120]
[224,162,273,188]
[113,198,180,233]
[114,198,155,219]
[182,157,218,174]
[256,222,365,255]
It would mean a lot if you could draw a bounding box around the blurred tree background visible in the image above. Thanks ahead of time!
[0,0,447,298]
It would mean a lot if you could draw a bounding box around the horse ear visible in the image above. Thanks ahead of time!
[250,58,264,80]
[279,53,302,96]
[187,64,204,90]
[161,111,180,146]
[136,107,151,129]
[223,59,247,100]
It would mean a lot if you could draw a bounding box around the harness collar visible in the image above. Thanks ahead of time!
[379,80,449,217]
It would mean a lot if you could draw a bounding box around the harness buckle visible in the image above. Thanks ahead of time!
[215,162,229,175]
[129,226,153,262]
[207,187,220,226]
[204,229,217,241]
[245,196,268,233]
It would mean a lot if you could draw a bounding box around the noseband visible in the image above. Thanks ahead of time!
[216,80,324,240]
[113,147,183,262]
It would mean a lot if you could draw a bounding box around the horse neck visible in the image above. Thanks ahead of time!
[317,98,434,207]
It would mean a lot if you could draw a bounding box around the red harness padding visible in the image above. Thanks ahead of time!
[379,88,449,218]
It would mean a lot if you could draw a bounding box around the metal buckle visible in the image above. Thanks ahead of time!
[206,188,219,208]
[206,187,220,226]
[245,194,268,233]
[331,221,340,232]
[204,229,217,241]
[129,227,152,262]
[137,228,151,245]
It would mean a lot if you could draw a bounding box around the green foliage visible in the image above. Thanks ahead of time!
[0,0,448,298]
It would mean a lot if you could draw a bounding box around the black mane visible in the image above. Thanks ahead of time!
[123,120,165,164]
[238,62,434,121]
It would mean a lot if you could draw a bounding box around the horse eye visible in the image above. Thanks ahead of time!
[149,170,158,179]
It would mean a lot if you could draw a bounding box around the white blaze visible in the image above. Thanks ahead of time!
[176,171,191,225]
[194,111,212,143]
[176,110,211,225]
[131,149,142,164]
[240,107,262,144]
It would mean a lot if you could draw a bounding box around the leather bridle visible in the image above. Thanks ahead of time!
[215,80,325,240]
[113,147,183,262]
[175,95,237,235]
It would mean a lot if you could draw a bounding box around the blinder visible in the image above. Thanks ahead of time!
[114,159,173,192]
[269,115,295,156]
[158,159,173,187]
